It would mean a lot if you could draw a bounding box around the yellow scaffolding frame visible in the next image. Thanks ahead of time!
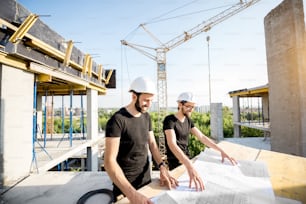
[9,13,38,44]
[0,15,114,94]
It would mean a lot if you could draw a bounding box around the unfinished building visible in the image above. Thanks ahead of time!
[1,0,306,203]
[230,0,306,157]
[0,0,116,191]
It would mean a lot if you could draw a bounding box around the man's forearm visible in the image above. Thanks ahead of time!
[105,161,137,200]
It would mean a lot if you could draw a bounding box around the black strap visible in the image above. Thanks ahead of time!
[77,188,114,204]
[158,161,165,169]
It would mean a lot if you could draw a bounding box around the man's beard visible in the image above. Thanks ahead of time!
[183,110,191,118]
[135,96,146,113]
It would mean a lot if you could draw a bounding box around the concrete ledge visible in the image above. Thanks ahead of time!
[35,136,104,172]
[234,121,270,132]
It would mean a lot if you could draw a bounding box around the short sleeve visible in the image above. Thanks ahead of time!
[105,114,123,138]
[189,118,195,129]
[163,115,175,131]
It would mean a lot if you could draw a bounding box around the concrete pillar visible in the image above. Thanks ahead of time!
[36,94,43,137]
[86,146,92,171]
[264,0,306,156]
[232,96,241,138]
[81,158,85,171]
[0,65,33,186]
[86,88,99,171]
[262,94,269,122]
[210,103,223,141]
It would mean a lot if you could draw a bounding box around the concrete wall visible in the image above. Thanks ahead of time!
[0,64,34,187]
[264,0,306,156]
[210,103,223,141]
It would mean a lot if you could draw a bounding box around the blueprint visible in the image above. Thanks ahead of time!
[152,148,275,204]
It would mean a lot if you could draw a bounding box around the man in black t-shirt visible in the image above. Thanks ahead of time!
[163,114,194,169]
[104,77,178,204]
[163,92,237,191]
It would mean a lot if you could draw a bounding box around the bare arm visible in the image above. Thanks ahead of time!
[164,129,193,168]
[104,137,152,204]
[148,131,164,167]
[164,129,204,191]
[148,131,178,189]
[191,127,237,165]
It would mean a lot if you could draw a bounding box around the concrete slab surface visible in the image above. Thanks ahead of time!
[224,137,271,151]
[2,137,305,204]
[2,172,113,204]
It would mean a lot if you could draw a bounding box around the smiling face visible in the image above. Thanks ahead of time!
[179,101,195,117]
[133,92,154,113]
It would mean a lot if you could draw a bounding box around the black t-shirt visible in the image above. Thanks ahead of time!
[163,114,194,169]
[105,107,152,195]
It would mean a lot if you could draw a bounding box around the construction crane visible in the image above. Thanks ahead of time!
[121,0,261,156]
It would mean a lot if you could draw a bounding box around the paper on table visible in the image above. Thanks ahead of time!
[152,180,250,204]
[152,148,275,204]
[198,148,270,177]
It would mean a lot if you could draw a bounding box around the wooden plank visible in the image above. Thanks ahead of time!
[217,141,262,160]
[257,150,306,203]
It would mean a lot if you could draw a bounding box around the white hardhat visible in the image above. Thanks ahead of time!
[177,92,196,103]
[129,77,156,94]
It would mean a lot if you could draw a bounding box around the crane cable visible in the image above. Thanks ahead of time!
[123,1,236,40]
[120,43,131,106]
[147,0,200,24]
[122,0,200,40]
[146,3,237,25]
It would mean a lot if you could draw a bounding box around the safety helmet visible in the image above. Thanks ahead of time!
[177,92,196,103]
[129,77,156,94]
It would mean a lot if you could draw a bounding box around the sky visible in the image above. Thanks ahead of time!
[17,0,291,108]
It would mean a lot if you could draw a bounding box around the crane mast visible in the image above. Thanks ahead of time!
[121,0,261,157]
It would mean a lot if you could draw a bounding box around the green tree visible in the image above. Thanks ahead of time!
[48,106,263,156]
[223,106,234,137]
[187,112,209,158]
[241,127,263,137]
[98,108,115,131]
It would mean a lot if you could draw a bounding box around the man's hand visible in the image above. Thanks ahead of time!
[220,151,237,165]
[159,165,178,189]
[128,190,154,204]
[186,164,205,191]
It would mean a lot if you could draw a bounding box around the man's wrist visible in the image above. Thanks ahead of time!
[158,161,166,169]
